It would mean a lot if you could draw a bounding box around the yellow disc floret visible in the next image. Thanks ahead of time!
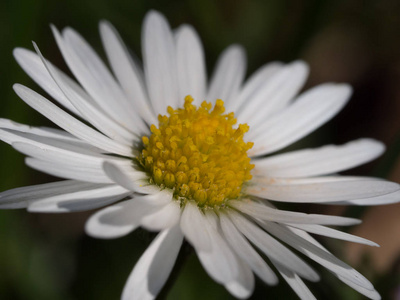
[138,95,254,207]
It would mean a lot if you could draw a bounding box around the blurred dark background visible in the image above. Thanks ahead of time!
[0,0,400,299]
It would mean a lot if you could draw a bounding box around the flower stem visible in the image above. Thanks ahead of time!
[157,240,193,299]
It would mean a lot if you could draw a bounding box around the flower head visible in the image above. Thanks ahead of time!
[1,10,399,300]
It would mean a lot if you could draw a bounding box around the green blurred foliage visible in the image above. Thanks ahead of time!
[0,0,399,299]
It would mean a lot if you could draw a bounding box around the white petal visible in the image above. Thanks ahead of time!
[338,275,381,300]
[207,45,246,105]
[13,48,82,116]
[228,210,319,282]
[32,43,138,145]
[229,199,360,226]
[275,265,317,300]
[195,210,254,299]
[13,84,132,156]
[28,184,130,212]
[0,129,104,159]
[175,24,206,104]
[248,84,352,156]
[142,11,179,115]
[338,190,400,205]
[219,212,278,285]
[3,130,132,180]
[99,21,156,125]
[225,257,254,299]
[26,157,112,183]
[0,180,95,209]
[291,228,380,299]
[261,222,374,290]
[246,179,400,203]
[85,191,171,239]
[85,204,137,239]
[230,61,283,113]
[207,211,255,299]
[52,26,147,134]
[128,179,162,195]
[10,133,130,164]
[102,161,153,193]
[252,175,371,185]
[180,201,212,251]
[122,226,183,300]
[12,141,128,171]
[238,61,309,128]
[253,139,385,178]
[0,118,87,145]
[140,201,181,231]
[286,223,379,247]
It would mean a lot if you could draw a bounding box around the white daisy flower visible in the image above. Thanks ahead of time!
[1,10,399,300]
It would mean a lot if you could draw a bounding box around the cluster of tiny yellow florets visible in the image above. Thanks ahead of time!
[138,95,254,207]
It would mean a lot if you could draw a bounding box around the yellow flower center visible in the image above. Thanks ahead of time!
[138,95,254,207]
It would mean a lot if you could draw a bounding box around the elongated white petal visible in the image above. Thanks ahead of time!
[0,129,104,160]
[12,139,130,169]
[207,45,246,105]
[12,139,129,167]
[225,257,254,299]
[231,61,283,113]
[219,212,278,285]
[252,175,372,185]
[338,275,381,300]
[290,227,380,299]
[128,179,162,195]
[229,199,360,226]
[286,223,378,247]
[292,227,379,297]
[175,24,206,105]
[275,265,317,300]
[13,84,132,156]
[26,157,112,183]
[0,180,95,209]
[85,204,137,239]
[239,61,309,128]
[248,84,352,156]
[253,139,385,178]
[246,179,400,203]
[261,222,374,290]
[196,210,254,299]
[140,201,181,231]
[0,118,87,145]
[180,201,212,251]
[52,26,147,134]
[2,130,130,174]
[85,191,171,239]
[206,211,255,298]
[142,11,179,115]
[338,190,400,205]
[28,185,130,212]
[182,207,222,274]
[122,226,183,300]
[102,161,152,193]
[11,137,125,166]
[13,48,82,116]
[99,21,156,125]
[228,210,320,282]
[32,43,138,145]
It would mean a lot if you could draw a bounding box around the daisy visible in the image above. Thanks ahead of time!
[1,10,399,300]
